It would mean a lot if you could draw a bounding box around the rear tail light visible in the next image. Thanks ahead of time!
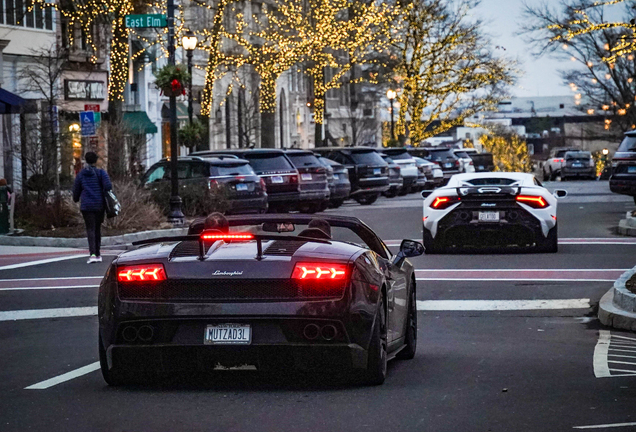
[516,195,548,209]
[430,196,460,209]
[117,264,166,283]
[553,158,564,163]
[209,179,219,189]
[259,178,267,191]
[201,233,254,241]
[290,175,298,183]
[292,262,348,280]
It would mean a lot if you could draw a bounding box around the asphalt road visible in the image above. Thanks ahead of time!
[1,180,636,432]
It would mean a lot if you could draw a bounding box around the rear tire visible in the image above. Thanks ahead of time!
[330,199,345,208]
[633,196,636,205]
[542,169,550,182]
[361,291,387,385]
[423,228,442,254]
[536,224,558,253]
[99,334,125,386]
[355,193,379,205]
[550,170,557,181]
[383,189,397,198]
[396,281,417,360]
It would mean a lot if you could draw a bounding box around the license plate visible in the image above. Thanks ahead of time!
[478,211,500,222]
[572,163,582,167]
[444,163,452,168]
[271,176,283,184]
[478,165,484,170]
[628,166,636,173]
[236,183,248,191]
[205,324,251,345]
[373,168,381,175]
[301,173,312,181]
[333,174,339,179]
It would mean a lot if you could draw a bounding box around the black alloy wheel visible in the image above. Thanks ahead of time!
[362,291,388,385]
[355,193,379,205]
[542,169,550,182]
[383,189,397,198]
[329,199,345,208]
[396,281,417,360]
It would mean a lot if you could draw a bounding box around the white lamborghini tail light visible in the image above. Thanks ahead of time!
[516,195,548,209]
[117,264,166,282]
[430,196,460,210]
[292,263,348,280]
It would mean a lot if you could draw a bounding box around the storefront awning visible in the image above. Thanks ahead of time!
[0,88,34,114]
[123,111,158,134]
[161,102,189,120]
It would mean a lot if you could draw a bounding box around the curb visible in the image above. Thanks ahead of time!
[618,212,636,237]
[0,228,188,249]
[598,265,636,331]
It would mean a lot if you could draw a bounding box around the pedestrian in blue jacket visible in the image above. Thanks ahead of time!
[73,152,112,263]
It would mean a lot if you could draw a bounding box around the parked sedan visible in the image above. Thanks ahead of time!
[409,147,461,182]
[610,131,636,203]
[412,156,439,189]
[377,148,419,194]
[561,151,596,181]
[285,150,331,213]
[142,156,268,214]
[453,149,476,173]
[316,155,351,208]
[380,154,403,198]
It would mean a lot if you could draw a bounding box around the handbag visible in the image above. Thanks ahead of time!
[93,167,121,218]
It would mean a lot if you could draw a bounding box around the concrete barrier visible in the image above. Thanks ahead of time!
[598,266,636,331]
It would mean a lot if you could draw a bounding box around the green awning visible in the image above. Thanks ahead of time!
[123,111,158,134]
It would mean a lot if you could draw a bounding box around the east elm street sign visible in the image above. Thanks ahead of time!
[124,14,167,28]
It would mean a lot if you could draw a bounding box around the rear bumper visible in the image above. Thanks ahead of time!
[442,170,460,178]
[610,176,636,196]
[562,166,595,177]
[402,175,417,188]
[298,190,330,202]
[330,183,351,200]
[267,191,301,203]
[227,195,268,213]
[387,177,404,190]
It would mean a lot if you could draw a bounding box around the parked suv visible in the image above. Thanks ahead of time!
[377,148,419,194]
[192,149,301,212]
[314,147,389,205]
[561,151,596,181]
[542,147,577,181]
[142,156,268,214]
[316,154,351,208]
[379,154,403,198]
[409,147,461,182]
[453,149,476,173]
[285,150,330,213]
[610,131,636,203]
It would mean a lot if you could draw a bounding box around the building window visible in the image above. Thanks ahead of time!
[1,0,52,30]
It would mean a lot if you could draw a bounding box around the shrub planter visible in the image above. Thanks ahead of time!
[599,265,636,331]
[618,211,636,237]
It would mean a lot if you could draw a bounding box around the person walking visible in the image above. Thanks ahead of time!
[73,151,112,263]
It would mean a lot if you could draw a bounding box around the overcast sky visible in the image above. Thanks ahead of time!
[475,0,574,98]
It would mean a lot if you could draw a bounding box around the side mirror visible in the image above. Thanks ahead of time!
[393,239,425,266]
[421,190,434,198]
[553,189,567,198]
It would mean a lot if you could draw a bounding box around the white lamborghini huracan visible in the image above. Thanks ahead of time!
[421,172,567,253]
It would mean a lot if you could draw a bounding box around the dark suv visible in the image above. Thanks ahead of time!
[561,151,596,181]
[285,150,330,212]
[610,131,636,203]
[192,149,301,212]
[314,147,389,205]
[316,154,351,208]
[142,156,268,214]
[409,147,460,181]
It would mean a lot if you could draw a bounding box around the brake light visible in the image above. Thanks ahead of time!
[209,179,219,189]
[430,196,460,209]
[289,175,298,183]
[259,177,267,191]
[117,264,166,283]
[292,263,348,280]
[553,158,564,163]
[516,195,548,209]
[200,233,254,241]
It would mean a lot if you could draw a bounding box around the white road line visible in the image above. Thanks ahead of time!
[608,348,636,354]
[416,299,590,311]
[416,278,616,282]
[608,368,636,374]
[573,422,636,429]
[611,335,636,342]
[607,354,636,359]
[593,330,611,378]
[0,285,99,292]
[414,269,627,272]
[608,360,636,367]
[0,255,86,271]
[0,307,97,322]
[0,276,103,283]
[25,362,100,390]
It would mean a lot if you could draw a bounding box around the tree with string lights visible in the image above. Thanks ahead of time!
[523,0,636,135]
[393,0,514,145]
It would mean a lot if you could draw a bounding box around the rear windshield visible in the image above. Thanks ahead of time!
[555,150,570,157]
[455,151,469,158]
[210,163,254,176]
[288,154,321,167]
[244,154,294,171]
[382,150,412,160]
[427,149,455,161]
[618,136,636,152]
[565,152,591,159]
[350,150,386,165]
[464,178,518,186]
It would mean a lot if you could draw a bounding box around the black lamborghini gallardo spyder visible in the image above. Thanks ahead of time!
[98,215,423,385]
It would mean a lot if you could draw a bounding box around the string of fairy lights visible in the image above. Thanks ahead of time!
[548,0,636,130]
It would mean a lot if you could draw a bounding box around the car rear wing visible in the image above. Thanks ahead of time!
[133,232,331,261]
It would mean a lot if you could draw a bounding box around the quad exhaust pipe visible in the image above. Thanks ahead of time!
[303,324,338,341]
[122,326,138,342]
[122,325,154,343]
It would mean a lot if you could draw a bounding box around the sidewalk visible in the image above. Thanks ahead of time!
[0,245,85,256]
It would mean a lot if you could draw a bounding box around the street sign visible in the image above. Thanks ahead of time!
[80,111,96,137]
[125,14,167,28]
[84,104,100,112]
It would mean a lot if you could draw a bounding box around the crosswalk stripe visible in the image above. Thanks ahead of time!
[25,362,100,390]
[416,299,589,311]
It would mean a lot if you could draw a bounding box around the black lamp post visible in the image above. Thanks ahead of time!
[167,0,184,225]
[387,89,396,142]
[182,30,198,125]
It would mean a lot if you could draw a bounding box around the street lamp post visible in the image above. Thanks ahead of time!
[167,0,184,225]
[386,89,396,142]
[182,30,198,126]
